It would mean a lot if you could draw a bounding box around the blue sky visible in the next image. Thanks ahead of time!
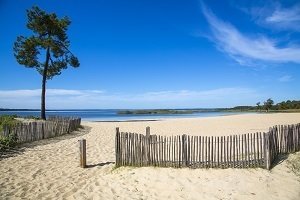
[0,0,299,109]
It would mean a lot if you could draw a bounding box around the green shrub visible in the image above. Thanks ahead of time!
[0,115,18,131]
[0,133,18,149]
[0,115,19,151]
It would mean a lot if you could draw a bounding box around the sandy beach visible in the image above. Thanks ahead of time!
[1,113,300,199]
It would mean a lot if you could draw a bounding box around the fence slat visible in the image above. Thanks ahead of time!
[201,136,204,168]
[217,136,220,168]
[196,136,199,167]
[115,128,119,167]
[211,136,214,168]
[208,136,210,168]
[178,135,181,168]
[233,135,236,168]
[155,135,159,167]
[225,136,228,168]
[172,136,175,168]
[220,136,223,168]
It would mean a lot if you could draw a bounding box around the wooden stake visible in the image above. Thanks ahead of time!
[145,127,150,165]
[115,127,120,167]
[79,139,86,168]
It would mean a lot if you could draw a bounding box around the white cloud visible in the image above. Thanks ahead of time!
[0,89,104,98]
[278,75,293,82]
[265,4,300,31]
[0,88,258,109]
[201,3,300,65]
[233,2,300,32]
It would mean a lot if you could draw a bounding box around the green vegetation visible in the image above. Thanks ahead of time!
[256,102,261,112]
[222,99,300,112]
[118,109,220,115]
[0,115,19,150]
[13,6,79,120]
[0,108,40,111]
[274,100,300,110]
[0,115,18,132]
[0,134,18,150]
[264,98,274,112]
[118,109,198,115]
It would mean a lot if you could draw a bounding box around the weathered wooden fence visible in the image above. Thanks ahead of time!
[115,124,300,169]
[0,116,81,143]
[266,124,300,169]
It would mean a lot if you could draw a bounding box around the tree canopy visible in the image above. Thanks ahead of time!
[14,6,79,80]
[264,98,274,112]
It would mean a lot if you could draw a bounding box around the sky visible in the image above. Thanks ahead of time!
[0,0,299,109]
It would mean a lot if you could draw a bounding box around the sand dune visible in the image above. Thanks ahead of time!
[1,113,300,199]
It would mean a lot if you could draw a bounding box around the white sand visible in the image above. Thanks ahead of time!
[1,113,300,199]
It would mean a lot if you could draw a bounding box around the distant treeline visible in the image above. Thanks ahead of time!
[118,109,215,115]
[0,108,40,111]
[118,99,300,115]
[224,100,300,111]
[273,100,300,110]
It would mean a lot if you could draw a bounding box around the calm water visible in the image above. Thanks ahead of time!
[0,109,247,121]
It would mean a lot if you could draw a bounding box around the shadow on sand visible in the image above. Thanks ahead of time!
[270,154,290,169]
[86,162,115,168]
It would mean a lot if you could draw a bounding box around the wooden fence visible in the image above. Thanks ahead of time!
[115,124,300,169]
[0,116,81,143]
[266,124,300,169]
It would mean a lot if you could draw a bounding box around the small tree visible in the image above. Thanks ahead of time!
[14,6,79,119]
[263,98,274,112]
[256,102,261,112]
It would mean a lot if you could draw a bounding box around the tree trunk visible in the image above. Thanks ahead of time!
[41,47,50,120]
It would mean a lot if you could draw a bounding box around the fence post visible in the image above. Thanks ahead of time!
[182,134,187,167]
[146,127,150,165]
[79,139,87,168]
[264,132,271,170]
[146,126,150,136]
[116,127,120,167]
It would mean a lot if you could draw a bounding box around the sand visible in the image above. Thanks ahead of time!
[0,113,300,199]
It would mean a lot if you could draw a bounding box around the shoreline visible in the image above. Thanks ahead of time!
[85,111,254,122]
[87,112,258,123]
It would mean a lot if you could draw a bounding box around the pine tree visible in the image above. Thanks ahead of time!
[14,6,79,119]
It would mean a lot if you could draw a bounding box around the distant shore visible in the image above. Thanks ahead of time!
[117,108,300,115]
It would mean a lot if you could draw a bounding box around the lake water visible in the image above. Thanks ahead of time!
[0,109,247,121]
